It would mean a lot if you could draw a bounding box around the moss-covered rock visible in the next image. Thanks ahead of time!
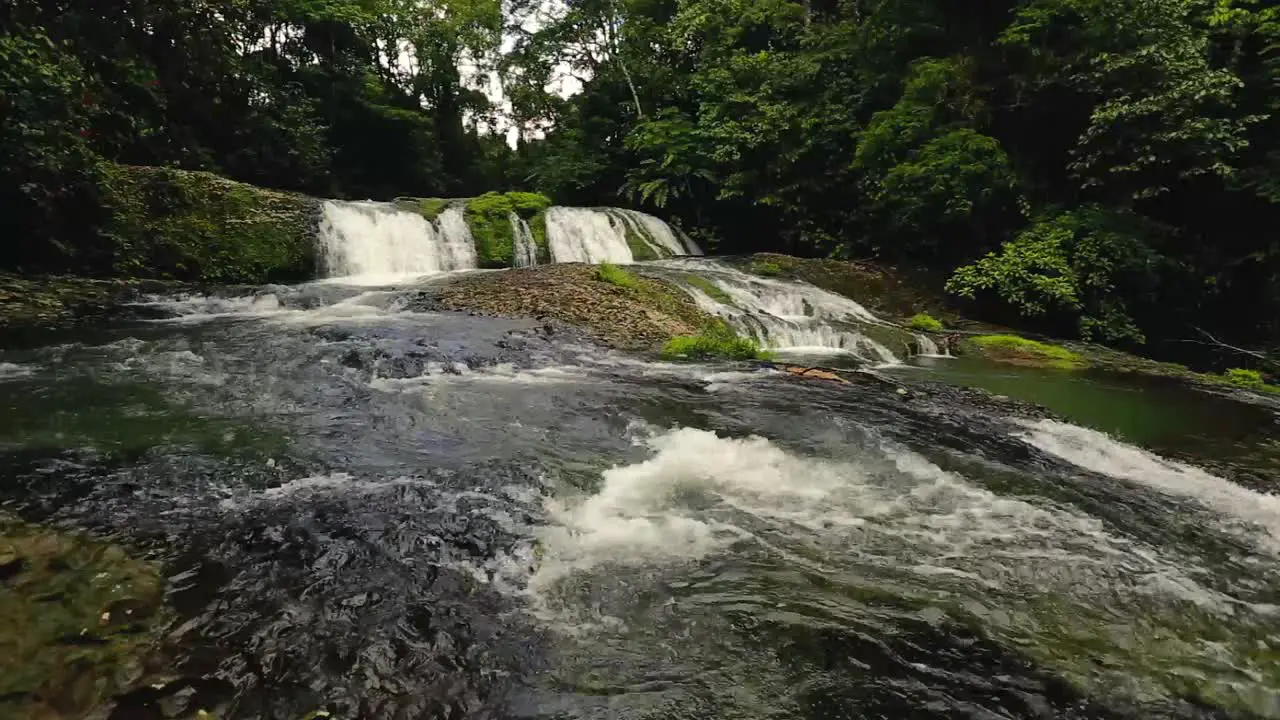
[966,334,1089,370]
[463,192,553,269]
[0,516,170,719]
[433,264,709,350]
[393,197,452,221]
[102,165,319,284]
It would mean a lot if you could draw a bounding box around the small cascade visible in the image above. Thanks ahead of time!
[510,213,538,268]
[545,207,702,264]
[436,207,479,270]
[654,259,904,364]
[914,333,952,358]
[318,201,477,279]
[545,207,636,264]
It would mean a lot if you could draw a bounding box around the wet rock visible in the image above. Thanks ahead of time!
[428,264,709,350]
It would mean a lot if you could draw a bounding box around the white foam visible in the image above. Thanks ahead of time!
[0,362,33,380]
[532,426,1218,609]
[371,362,590,391]
[318,200,477,280]
[1015,418,1280,554]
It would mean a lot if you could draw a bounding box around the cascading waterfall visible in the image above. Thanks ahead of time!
[915,334,951,357]
[545,207,703,264]
[654,259,903,364]
[510,213,538,268]
[318,200,699,277]
[545,207,635,264]
[318,201,477,279]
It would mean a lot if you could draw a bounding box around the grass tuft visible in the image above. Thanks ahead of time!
[595,262,641,290]
[661,321,772,361]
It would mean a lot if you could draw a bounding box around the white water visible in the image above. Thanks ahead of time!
[318,200,477,281]
[532,425,1219,608]
[545,207,635,264]
[1015,419,1280,554]
[915,333,950,357]
[0,362,33,380]
[656,259,902,363]
[510,213,538,268]
[545,207,701,264]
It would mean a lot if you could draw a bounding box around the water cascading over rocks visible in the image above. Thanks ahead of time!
[316,201,700,280]
[651,258,907,363]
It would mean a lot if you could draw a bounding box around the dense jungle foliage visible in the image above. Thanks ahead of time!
[2,0,1278,368]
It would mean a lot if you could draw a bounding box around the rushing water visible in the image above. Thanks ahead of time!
[318,202,699,281]
[3,272,1280,718]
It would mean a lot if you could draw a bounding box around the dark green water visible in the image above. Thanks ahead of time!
[895,355,1279,473]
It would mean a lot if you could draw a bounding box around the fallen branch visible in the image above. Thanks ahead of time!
[1169,326,1279,370]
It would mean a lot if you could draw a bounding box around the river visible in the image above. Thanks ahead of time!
[2,209,1279,720]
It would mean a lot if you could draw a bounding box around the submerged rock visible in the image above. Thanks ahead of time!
[0,515,170,719]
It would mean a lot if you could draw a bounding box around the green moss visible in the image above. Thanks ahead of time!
[621,220,660,261]
[0,517,169,718]
[684,274,733,304]
[908,312,945,332]
[420,198,450,221]
[749,260,786,277]
[102,165,317,283]
[529,210,551,264]
[969,334,1089,370]
[595,262,642,290]
[464,191,553,269]
[662,321,773,361]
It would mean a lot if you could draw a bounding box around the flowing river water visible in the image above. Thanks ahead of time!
[2,208,1280,719]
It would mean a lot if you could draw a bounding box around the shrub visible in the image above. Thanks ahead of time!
[1219,368,1279,393]
[947,206,1164,345]
[596,262,641,290]
[908,313,944,332]
[661,322,772,361]
[969,334,1088,370]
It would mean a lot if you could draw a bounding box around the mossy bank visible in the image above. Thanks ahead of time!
[103,165,319,284]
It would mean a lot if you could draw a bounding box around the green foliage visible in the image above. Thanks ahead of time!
[684,275,733,304]
[908,313,945,332]
[595,262,642,290]
[1217,368,1280,393]
[661,321,772,361]
[948,207,1161,344]
[0,28,108,272]
[969,335,1089,370]
[101,165,316,283]
[464,192,553,268]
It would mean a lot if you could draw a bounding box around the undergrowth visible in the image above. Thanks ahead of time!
[662,321,772,361]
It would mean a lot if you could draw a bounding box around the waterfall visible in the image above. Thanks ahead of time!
[915,333,950,357]
[435,207,479,271]
[654,259,903,364]
[545,207,635,264]
[510,213,538,268]
[545,207,702,264]
[318,201,477,279]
